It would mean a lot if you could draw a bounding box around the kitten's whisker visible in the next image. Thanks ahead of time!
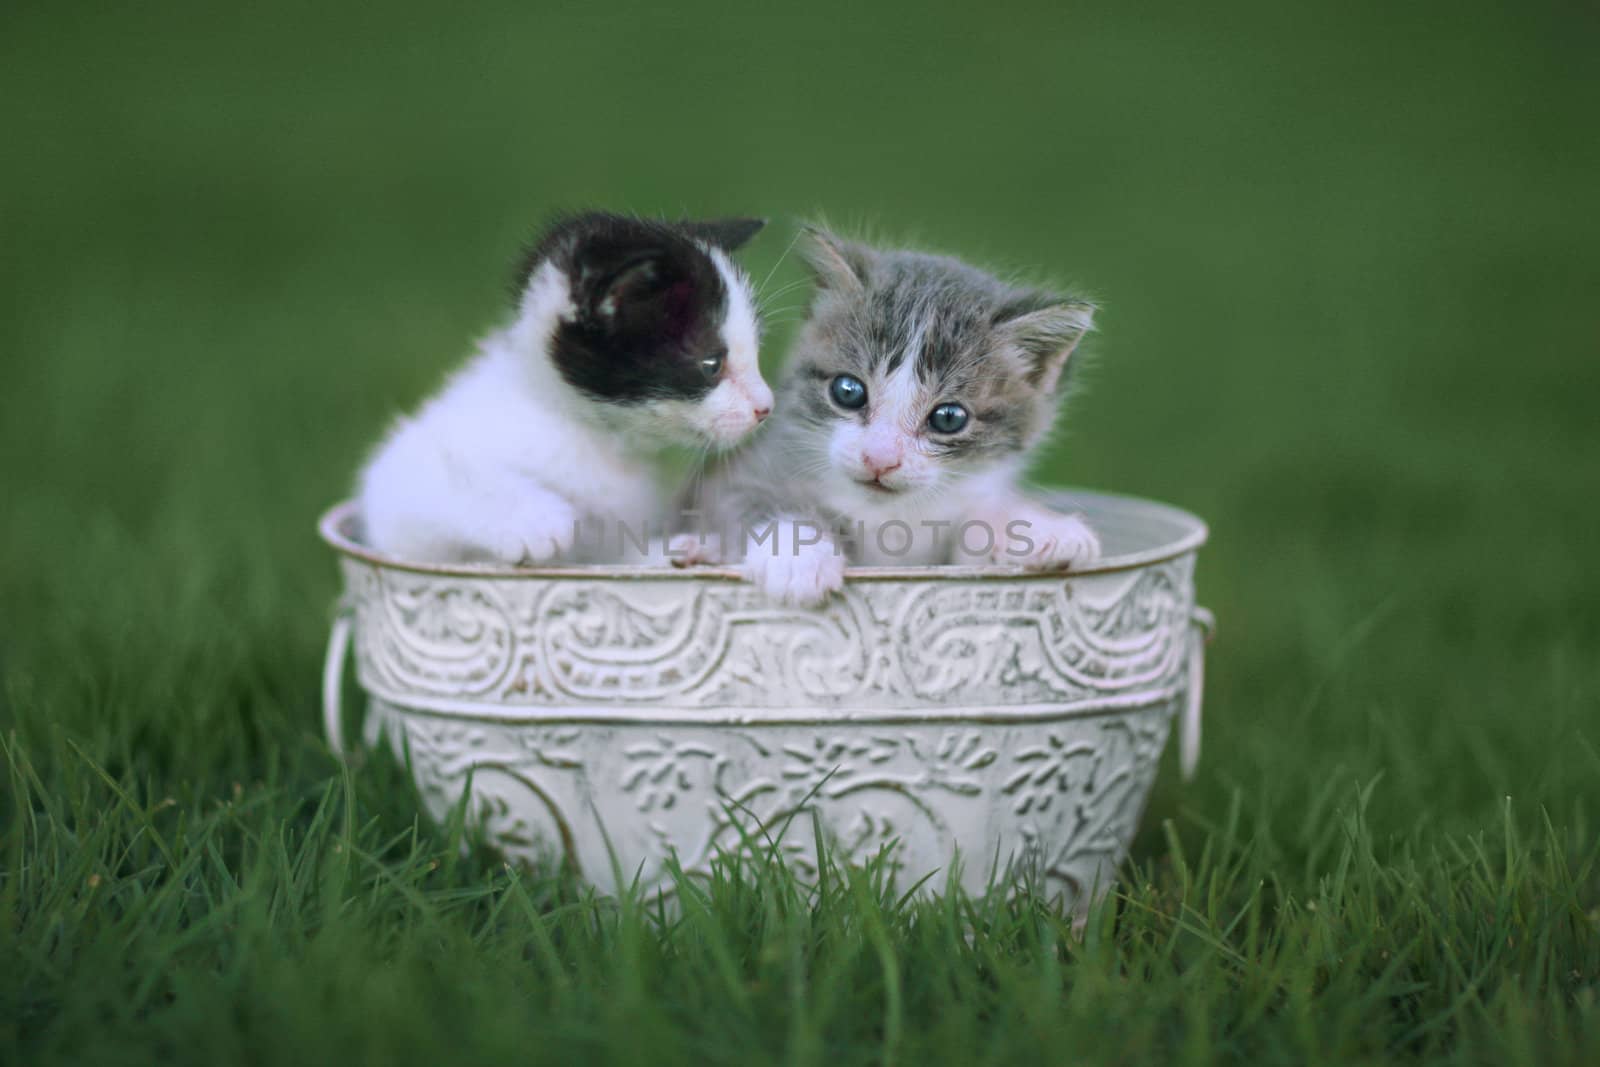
[754,229,805,303]
[756,278,813,311]
[758,274,812,299]
[756,303,809,319]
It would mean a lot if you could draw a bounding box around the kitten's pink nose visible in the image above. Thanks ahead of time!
[745,379,774,424]
[861,451,902,478]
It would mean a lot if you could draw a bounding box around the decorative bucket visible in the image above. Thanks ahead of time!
[320,490,1211,911]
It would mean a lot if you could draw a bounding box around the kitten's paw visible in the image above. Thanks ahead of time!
[999,512,1101,571]
[484,499,578,565]
[667,531,723,568]
[742,543,846,607]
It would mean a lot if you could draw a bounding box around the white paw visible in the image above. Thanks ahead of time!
[483,499,578,565]
[997,512,1101,571]
[741,542,846,607]
[667,530,723,568]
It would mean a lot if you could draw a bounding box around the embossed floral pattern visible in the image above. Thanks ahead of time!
[622,736,719,812]
[371,696,1180,912]
[1003,732,1100,815]
[345,556,1195,710]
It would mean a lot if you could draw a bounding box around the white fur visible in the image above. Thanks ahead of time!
[359,254,769,564]
[739,516,848,606]
[958,489,1102,568]
[826,353,942,504]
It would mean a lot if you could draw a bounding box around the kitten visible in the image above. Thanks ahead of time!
[678,228,1100,606]
[359,212,774,564]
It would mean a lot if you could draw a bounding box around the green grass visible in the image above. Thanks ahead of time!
[2,1,1598,1063]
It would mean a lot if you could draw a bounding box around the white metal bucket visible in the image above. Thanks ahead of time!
[320,490,1211,911]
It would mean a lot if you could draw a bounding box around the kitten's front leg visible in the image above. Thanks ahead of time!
[476,484,579,565]
[667,530,724,568]
[738,515,846,607]
[362,460,580,565]
[965,493,1102,571]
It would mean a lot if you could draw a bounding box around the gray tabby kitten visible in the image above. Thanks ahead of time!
[677,228,1101,606]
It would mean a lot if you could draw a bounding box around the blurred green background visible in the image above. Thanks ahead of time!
[2,1,1596,1062]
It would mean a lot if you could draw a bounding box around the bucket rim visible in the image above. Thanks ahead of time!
[317,488,1208,582]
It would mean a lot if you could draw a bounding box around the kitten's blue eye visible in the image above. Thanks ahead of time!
[928,403,969,434]
[829,374,867,410]
[699,347,726,380]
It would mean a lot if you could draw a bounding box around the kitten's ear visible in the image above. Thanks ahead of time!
[593,255,671,324]
[678,217,766,253]
[993,297,1095,392]
[802,226,873,294]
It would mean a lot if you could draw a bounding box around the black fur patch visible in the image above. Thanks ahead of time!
[513,212,764,405]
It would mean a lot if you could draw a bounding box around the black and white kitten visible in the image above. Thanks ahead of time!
[359,212,773,564]
[680,228,1100,605]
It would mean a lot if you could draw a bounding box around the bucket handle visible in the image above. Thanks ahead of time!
[323,601,355,760]
[1181,606,1215,781]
